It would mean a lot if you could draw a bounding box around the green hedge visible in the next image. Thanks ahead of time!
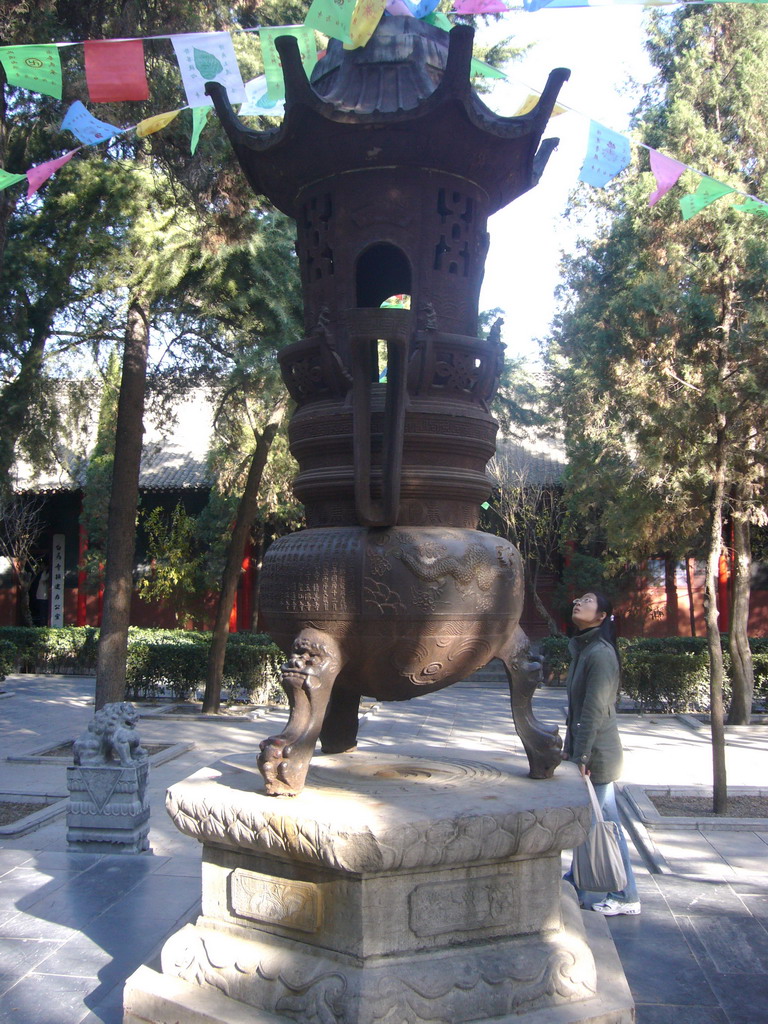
[125,631,284,703]
[0,639,15,681]
[539,633,768,714]
[0,626,284,703]
[0,626,100,674]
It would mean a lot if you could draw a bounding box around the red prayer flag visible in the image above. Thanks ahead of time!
[84,39,149,103]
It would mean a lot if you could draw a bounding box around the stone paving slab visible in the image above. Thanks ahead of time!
[1,674,767,1024]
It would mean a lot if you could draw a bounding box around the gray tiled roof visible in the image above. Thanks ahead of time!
[138,442,212,491]
[493,435,565,487]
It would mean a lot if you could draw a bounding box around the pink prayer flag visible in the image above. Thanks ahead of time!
[648,149,687,207]
[453,0,509,11]
[85,39,149,103]
[26,150,78,197]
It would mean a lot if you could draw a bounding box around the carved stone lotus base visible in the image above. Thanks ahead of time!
[124,753,634,1023]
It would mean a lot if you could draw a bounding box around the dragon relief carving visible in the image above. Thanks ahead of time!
[395,541,498,593]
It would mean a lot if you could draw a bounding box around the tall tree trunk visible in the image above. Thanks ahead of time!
[202,404,284,714]
[685,556,697,637]
[704,419,728,814]
[530,562,559,636]
[16,568,33,627]
[664,553,678,635]
[250,522,266,631]
[727,496,754,725]
[95,300,149,709]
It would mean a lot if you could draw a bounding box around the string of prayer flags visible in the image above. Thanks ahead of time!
[84,40,149,103]
[679,175,735,221]
[523,0,765,9]
[732,197,768,218]
[170,32,245,108]
[239,76,286,117]
[190,107,211,153]
[0,44,62,99]
[26,149,78,197]
[259,27,317,102]
[0,168,27,192]
[346,0,389,49]
[136,109,180,138]
[514,93,567,117]
[61,102,121,145]
[453,0,510,14]
[578,121,630,187]
[648,149,687,206]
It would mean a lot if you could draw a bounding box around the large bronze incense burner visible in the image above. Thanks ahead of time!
[208,18,569,795]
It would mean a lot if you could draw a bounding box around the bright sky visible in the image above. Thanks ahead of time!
[477,6,656,362]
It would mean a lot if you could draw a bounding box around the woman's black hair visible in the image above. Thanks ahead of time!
[592,590,622,671]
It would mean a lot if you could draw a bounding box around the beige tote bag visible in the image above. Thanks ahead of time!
[572,776,628,892]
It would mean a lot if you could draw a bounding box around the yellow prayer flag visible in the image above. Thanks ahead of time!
[344,0,387,50]
[513,93,567,118]
[136,110,181,138]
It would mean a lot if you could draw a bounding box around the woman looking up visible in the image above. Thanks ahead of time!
[564,590,640,916]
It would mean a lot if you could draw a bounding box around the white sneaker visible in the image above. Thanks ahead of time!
[591,898,641,916]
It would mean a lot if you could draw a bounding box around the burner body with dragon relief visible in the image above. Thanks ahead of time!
[203,18,570,796]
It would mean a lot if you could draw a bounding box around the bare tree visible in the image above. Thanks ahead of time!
[0,493,46,626]
[488,453,564,635]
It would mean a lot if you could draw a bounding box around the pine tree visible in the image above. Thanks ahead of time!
[547,5,768,811]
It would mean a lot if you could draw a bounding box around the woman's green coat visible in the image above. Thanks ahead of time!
[564,627,623,784]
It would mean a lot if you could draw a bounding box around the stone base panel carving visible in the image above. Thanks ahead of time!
[199,844,563,959]
[160,885,596,1024]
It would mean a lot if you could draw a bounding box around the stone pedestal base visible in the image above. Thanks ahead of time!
[67,763,150,854]
[124,752,634,1023]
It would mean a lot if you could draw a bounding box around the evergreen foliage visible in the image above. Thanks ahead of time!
[546,5,768,807]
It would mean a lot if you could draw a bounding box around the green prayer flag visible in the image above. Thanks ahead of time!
[260,26,317,102]
[423,13,505,78]
[732,197,768,218]
[470,57,506,80]
[679,176,735,221]
[0,168,26,191]
[0,44,62,99]
[190,106,210,154]
[305,0,357,45]
[424,10,452,30]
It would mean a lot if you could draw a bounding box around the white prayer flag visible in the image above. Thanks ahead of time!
[170,32,246,108]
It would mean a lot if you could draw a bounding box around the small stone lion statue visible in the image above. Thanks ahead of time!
[73,702,148,767]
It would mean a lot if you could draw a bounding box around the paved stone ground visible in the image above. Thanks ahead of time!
[0,672,767,1024]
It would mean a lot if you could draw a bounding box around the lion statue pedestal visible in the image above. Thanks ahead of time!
[67,701,150,854]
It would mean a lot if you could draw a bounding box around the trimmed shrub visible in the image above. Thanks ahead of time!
[0,626,99,673]
[0,640,15,681]
[124,630,284,703]
[539,635,570,685]
[619,644,718,713]
[0,626,283,704]
[537,632,768,714]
